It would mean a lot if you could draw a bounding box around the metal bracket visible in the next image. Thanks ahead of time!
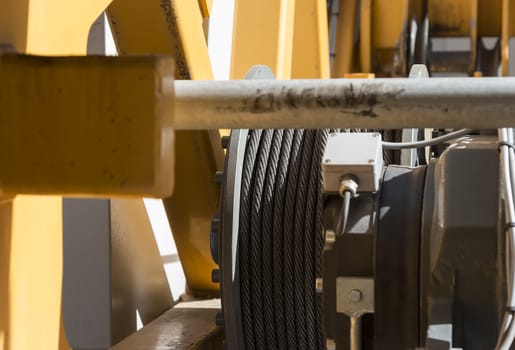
[336,277,374,316]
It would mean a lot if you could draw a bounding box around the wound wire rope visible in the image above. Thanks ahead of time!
[238,129,327,350]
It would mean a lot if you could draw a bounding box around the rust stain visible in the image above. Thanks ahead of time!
[219,83,405,118]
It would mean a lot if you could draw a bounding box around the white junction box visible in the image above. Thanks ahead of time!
[322,132,383,193]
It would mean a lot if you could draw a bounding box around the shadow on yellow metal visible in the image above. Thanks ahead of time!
[108,0,221,296]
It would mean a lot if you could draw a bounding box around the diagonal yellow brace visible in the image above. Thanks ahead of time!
[0,54,175,197]
[108,0,221,295]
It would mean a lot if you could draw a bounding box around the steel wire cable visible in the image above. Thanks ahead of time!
[272,129,294,349]
[249,130,273,350]
[240,129,263,350]
[261,129,283,349]
[239,129,326,350]
[283,129,305,350]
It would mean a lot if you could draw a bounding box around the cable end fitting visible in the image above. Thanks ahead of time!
[339,175,359,198]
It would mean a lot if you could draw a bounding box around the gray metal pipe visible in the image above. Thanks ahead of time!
[174,78,515,129]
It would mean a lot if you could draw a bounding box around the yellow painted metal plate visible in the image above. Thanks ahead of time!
[231,0,296,79]
[373,0,408,49]
[333,0,358,76]
[163,131,220,296]
[0,54,174,197]
[291,0,330,78]
[0,0,112,54]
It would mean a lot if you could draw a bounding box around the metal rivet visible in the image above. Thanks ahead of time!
[326,338,336,350]
[324,229,336,250]
[324,158,331,163]
[368,159,374,164]
[348,289,362,303]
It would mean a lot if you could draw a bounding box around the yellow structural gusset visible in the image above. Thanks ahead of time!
[0,54,175,197]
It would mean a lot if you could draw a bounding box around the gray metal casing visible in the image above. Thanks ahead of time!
[421,136,501,349]
[323,135,503,350]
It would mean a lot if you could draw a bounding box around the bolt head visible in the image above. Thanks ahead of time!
[348,289,362,303]
[324,230,336,250]
[326,338,336,350]
[315,278,323,293]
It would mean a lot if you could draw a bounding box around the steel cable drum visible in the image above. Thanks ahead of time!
[218,66,327,350]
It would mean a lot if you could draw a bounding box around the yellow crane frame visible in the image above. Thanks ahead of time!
[1,0,515,349]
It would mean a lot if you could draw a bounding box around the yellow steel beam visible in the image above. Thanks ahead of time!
[428,0,474,37]
[360,0,372,73]
[7,196,63,350]
[0,198,12,350]
[231,0,296,79]
[0,0,112,55]
[291,0,330,78]
[502,0,513,76]
[163,131,221,296]
[108,0,221,295]
[470,0,478,74]
[0,1,113,349]
[198,0,213,18]
[333,0,358,77]
[373,0,408,50]
[428,0,515,38]
[0,54,174,197]
[478,0,502,36]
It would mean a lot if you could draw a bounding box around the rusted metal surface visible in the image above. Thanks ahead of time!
[110,300,223,350]
[174,78,515,129]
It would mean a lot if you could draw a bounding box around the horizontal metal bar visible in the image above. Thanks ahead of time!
[174,78,515,129]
